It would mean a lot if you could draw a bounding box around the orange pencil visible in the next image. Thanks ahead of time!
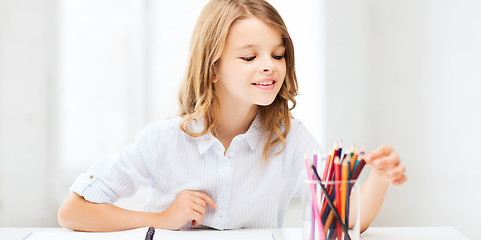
[344,155,352,228]
[322,147,337,216]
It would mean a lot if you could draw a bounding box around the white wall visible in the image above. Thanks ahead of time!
[56,0,132,203]
[325,0,481,239]
[0,0,58,226]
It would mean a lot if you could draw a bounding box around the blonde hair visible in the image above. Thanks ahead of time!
[178,0,298,162]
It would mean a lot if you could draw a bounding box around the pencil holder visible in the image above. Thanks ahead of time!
[303,180,360,240]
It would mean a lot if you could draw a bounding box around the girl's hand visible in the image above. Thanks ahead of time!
[159,190,217,230]
[364,145,407,186]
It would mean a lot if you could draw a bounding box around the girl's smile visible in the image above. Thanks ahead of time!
[251,77,277,90]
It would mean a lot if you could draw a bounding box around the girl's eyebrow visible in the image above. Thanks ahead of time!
[235,43,284,50]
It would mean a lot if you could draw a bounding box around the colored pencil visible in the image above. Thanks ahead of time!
[343,156,351,229]
[304,142,367,240]
[305,158,326,240]
[350,158,366,181]
[341,158,349,224]
[312,152,318,240]
[350,148,359,172]
[322,152,331,181]
[310,162,351,240]
[333,156,342,231]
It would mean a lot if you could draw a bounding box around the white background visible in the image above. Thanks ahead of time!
[0,0,480,239]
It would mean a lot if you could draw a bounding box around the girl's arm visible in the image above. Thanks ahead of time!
[58,190,216,232]
[351,145,407,233]
[57,192,159,232]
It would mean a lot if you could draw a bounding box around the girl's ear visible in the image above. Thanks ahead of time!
[212,74,218,83]
[212,63,219,83]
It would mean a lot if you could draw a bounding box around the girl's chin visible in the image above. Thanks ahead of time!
[255,98,277,107]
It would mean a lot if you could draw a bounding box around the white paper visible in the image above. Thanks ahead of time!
[24,228,147,240]
[25,227,275,240]
[155,229,274,240]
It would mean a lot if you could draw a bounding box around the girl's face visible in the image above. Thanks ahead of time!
[213,17,286,109]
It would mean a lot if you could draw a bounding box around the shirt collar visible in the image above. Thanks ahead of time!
[243,112,262,151]
[189,118,216,155]
[192,112,263,155]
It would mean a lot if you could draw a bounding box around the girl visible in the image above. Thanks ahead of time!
[58,0,406,233]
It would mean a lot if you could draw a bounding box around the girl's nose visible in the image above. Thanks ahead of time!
[261,58,274,73]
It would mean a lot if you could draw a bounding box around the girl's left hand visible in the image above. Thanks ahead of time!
[364,145,407,186]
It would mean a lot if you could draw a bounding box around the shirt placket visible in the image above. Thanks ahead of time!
[214,149,233,230]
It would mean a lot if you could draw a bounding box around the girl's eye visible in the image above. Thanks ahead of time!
[273,55,284,60]
[241,56,256,61]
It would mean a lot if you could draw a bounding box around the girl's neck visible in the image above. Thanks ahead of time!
[214,104,258,153]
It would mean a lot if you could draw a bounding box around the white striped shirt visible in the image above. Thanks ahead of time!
[70,113,324,230]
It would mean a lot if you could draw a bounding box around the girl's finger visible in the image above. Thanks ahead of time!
[369,156,390,170]
[192,196,207,208]
[191,201,207,215]
[388,164,406,180]
[365,145,394,163]
[371,152,399,170]
[393,175,407,186]
[193,191,217,209]
[191,211,204,227]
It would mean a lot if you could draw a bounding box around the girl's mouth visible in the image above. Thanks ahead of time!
[252,79,276,90]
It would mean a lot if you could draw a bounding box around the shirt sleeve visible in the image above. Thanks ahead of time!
[286,120,326,201]
[70,123,159,204]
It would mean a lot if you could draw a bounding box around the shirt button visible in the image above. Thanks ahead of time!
[228,152,234,157]
[89,175,94,179]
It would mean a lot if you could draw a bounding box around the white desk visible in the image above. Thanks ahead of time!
[0,227,470,240]
[274,227,470,240]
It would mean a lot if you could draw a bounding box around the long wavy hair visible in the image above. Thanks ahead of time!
[178,0,298,163]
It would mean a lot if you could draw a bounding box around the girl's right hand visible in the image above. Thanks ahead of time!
[159,190,217,230]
